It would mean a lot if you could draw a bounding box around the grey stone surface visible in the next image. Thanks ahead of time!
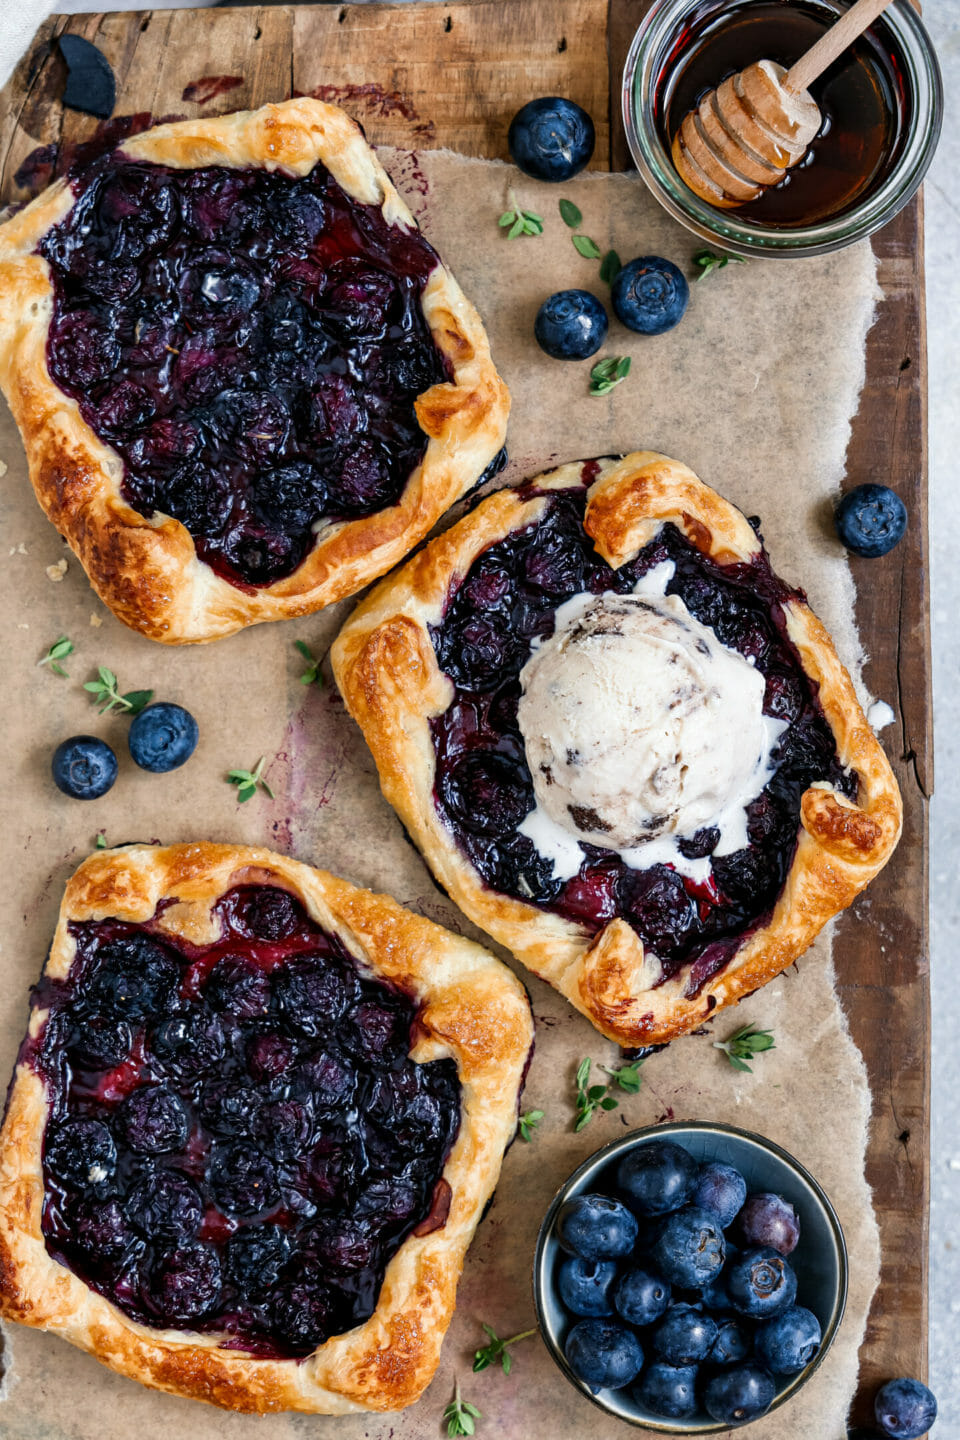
[924,3,959,1430]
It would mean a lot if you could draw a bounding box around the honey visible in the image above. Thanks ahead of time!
[655,0,909,228]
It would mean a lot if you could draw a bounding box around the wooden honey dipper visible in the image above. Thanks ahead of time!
[672,0,896,209]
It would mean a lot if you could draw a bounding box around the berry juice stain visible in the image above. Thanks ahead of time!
[656,0,908,227]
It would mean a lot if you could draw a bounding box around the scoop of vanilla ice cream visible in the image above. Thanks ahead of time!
[517,590,773,853]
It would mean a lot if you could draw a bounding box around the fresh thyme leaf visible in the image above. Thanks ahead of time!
[559,198,582,229]
[713,1023,776,1073]
[444,1378,481,1436]
[499,190,544,239]
[38,635,74,677]
[518,1109,544,1142]
[574,1057,620,1130]
[693,248,747,281]
[95,832,107,849]
[589,355,631,397]
[294,639,324,686]
[599,248,622,284]
[84,665,153,716]
[227,755,274,803]
[605,1057,645,1094]
[472,1324,537,1374]
[572,234,603,260]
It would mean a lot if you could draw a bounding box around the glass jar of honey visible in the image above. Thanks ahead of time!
[622,0,942,257]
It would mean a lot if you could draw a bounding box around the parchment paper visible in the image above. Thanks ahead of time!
[0,149,886,1439]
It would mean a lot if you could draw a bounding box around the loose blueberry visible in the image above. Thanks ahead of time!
[651,1303,718,1365]
[555,1193,639,1261]
[703,1363,777,1425]
[564,1317,644,1393]
[874,1379,938,1439]
[710,1318,752,1366]
[59,35,116,120]
[692,1160,747,1228]
[835,484,907,559]
[651,1205,726,1289]
[754,1304,822,1375]
[558,1256,618,1317]
[127,703,199,773]
[613,1267,671,1328]
[51,736,118,800]
[45,1118,117,1192]
[726,1247,798,1319]
[611,256,689,336]
[633,1362,699,1420]
[508,97,595,182]
[738,1192,801,1256]
[616,1139,698,1216]
[535,290,608,361]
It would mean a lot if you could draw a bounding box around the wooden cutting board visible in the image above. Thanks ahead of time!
[0,1,930,1426]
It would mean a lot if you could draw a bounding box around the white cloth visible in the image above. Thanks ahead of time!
[0,0,57,91]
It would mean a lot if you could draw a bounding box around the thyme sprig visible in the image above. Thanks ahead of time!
[83,666,153,716]
[38,635,74,677]
[227,755,274,803]
[713,1024,776,1073]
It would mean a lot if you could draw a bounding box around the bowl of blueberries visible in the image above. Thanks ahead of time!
[533,1122,847,1431]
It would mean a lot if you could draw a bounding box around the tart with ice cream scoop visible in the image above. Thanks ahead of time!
[331,451,902,1047]
[0,843,532,1412]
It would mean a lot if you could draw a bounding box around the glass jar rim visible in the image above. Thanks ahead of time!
[622,0,943,258]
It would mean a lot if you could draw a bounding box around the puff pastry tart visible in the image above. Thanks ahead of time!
[0,99,508,643]
[331,452,903,1048]
[0,843,533,1413]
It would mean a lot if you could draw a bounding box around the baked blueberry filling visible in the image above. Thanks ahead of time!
[429,479,856,990]
[29,886,460,1357]
[39,156,451,589]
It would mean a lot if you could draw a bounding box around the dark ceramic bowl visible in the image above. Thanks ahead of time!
[533,1121,848,1432]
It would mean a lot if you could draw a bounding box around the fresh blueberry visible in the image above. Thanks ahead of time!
[692,1160,747,1228]
[563,1318,644,1393]
[835,484,907,558]
[611,256,689,336]
[534,290,607,361]
[508,97,595,182]
[633,1362,699,1420]
[613,1267,671,1328]
[652,1303,718,1365]
[754,1304,822,1375]
[726,1246,798,1319]
[52,736,118,800]
[617,1139,699,1216]
[558,1256,618,1317]
[703,1363,777,1425]
[556,1193,638,1261]
[710,1318,752,1365]
[651,1205,726,1289]
[738,1192,800,1256]
[874,1379,938,1439]
[128,702,199,773]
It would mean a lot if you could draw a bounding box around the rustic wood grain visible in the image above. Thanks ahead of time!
[0,0,930,1422]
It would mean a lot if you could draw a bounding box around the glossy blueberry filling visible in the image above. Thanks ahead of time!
[29,886,460,1358]
[429,478,856,990]
[39,156,451,588]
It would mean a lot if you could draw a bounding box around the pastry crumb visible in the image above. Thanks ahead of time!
[8,542,28,556]
[17,623,29,630]
[0,460,7,478]
[46,558,68,582]
[90,613,103,628]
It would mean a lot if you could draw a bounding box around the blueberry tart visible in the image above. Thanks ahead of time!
[331,452,902,1047]
[0,843,533,1412]
[0,100,508,643]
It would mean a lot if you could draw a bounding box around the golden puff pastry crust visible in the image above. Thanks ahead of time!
[0,99,509,644]
[0,842,533,1413]
[331,451,903,1048]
